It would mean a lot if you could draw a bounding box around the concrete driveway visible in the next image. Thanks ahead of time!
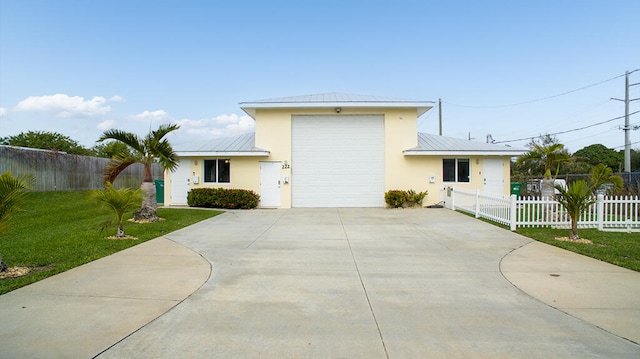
[94,208,640,358]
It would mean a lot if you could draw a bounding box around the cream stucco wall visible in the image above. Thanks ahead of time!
[163,156,263,206]
[168,106,513,208]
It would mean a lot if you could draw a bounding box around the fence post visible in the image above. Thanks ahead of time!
[510,194,517,231]
[597,194,604,231]
[450,187,456,211]
[475,189,480,218]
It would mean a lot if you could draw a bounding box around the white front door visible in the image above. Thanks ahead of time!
[483,158,505,196]
[171,159,191,205]
[260,162,281,207]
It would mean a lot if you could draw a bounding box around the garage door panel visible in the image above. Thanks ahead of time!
[292,115,384,207]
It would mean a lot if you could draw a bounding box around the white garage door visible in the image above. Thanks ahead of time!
[292,115,384,207]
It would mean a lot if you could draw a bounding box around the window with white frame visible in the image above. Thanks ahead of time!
[204,159,230,183]
[443,158,470,183]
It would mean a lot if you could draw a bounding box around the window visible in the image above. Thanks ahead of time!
[443,158,470,183]
[204,159,230,183]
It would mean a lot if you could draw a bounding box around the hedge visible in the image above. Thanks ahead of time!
[187,188,260,209]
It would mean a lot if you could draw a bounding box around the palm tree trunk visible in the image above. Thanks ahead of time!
[570,219,580,240]
[541,178,556,222]
[134,182,159,222]
[117,220,125,238]
[143,163,153,183]
[140,182,157,211]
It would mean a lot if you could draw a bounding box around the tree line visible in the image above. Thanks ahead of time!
[0,131,134,158]
[512,134,639,181]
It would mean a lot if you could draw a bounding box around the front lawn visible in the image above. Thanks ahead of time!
[0,191,222,295]
[516,227,640,272]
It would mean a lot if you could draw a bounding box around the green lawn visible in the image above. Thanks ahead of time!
[516,227,640,272]
[0,191,222,295]
[460,210,640,272]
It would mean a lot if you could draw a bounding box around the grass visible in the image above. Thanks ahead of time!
[515,227,640,272]
[458,210,640,272]
[0,191,222,295]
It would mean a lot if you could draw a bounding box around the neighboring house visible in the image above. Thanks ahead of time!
[165,93,525,208]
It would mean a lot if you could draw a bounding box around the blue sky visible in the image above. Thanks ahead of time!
[1,0,639,152]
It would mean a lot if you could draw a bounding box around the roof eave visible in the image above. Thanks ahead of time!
[404,150,526,156]
[176,151,270,157]
[240,102,434,119]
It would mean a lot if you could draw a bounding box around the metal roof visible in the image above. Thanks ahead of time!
[174,133,269,157]
[404,133,526,156]
[240,92,434,118]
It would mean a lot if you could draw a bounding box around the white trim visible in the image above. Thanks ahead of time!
[175,151,269,157]
[404,150,525,156]
[241,103,433,118]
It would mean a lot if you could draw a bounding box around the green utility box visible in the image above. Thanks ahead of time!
[155,180,165,204]
[510,182,523,196]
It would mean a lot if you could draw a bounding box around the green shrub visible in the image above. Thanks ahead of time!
[385,190,408,208]
[187,188,260,209]
[385,189,428,208]
[406,189,428,207]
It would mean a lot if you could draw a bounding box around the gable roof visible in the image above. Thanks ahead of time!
[240,92,434,118]
[174,133,269,157]
[404,133,526,156]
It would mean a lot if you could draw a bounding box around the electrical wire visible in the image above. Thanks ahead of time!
[494,110,640,144]
[444,72,629,109]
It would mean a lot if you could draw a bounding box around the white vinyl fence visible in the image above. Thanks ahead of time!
[451,188,640,232]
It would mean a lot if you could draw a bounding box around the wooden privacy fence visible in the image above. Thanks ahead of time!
[451,187,640,232]
[0,145,163,191]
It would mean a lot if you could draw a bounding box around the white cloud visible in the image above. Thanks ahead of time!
[97,119,118,131]
[129,110,170,123]
[109,95,125,102]
[176,114,255,138]
[0,107,7,117]
[14,94,112,117]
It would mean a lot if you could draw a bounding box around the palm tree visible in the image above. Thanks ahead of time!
[590,163,623,194]
[91,182,142,238]
[0,172,34,271]
[517,142,572,198]
[97,124,179,222]
[554,180,596,240]
[554,164,623,240]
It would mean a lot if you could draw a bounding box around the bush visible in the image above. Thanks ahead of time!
[406,189,427,207]
[187,188,260,209]
[384,189,428,208]
[384,190,407,208]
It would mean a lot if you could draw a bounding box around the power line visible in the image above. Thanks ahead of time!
[494,110,640,144]
[612,140,640,150]
[444,72,629,109]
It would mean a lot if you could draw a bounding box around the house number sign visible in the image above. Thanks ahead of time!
[282,163,290,169]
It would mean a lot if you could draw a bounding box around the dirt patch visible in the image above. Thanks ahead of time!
[554,236,593,244]
[0,264,55,280]
[127,217,165,224]
[0,266,31,279]
[105,235,139,240]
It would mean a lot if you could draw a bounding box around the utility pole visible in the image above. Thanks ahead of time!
[438,98,442,136]
[612,69,640,172]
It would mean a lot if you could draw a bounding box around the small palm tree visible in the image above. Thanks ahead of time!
[554,164,623,240]
[554,180,596,240]
[590,163,623,194]
[91,182,142,238]
[517,142,572,198]
[97,124,180,222]
[0,172,34,271]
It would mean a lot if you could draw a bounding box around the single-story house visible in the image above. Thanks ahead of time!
[165,93,525,208]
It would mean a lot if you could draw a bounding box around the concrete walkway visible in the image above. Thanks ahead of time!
[1,208,639,358]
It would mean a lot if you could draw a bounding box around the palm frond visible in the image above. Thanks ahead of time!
[102,155,139,185]
[98,129,145,154]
